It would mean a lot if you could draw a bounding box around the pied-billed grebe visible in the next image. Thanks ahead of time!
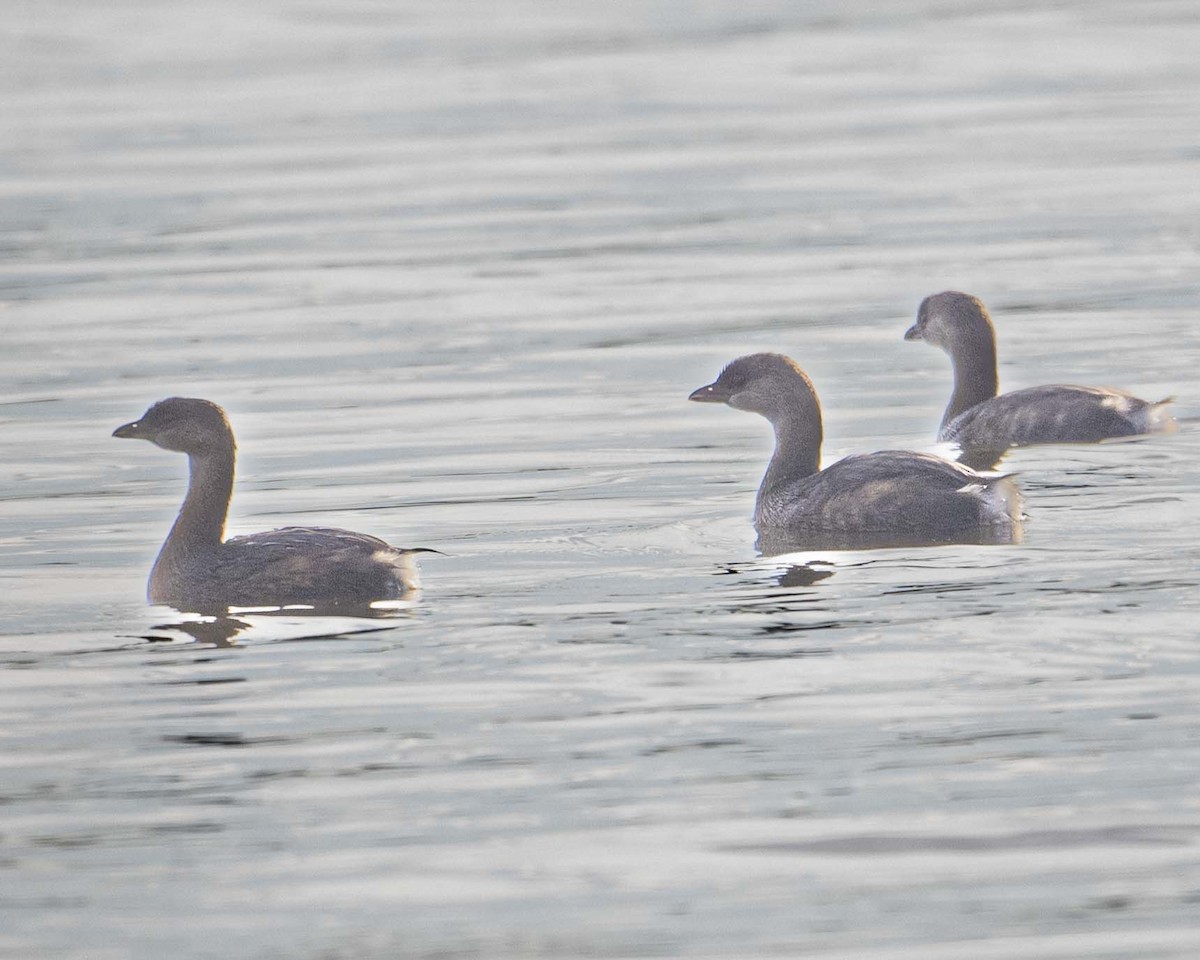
[114,397,433,612]
[905,292,1174,459]
[689,353,1022,552]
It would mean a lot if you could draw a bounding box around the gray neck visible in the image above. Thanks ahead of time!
[757,403,822,516]
[149,446,233,601]
[942,329,999,430]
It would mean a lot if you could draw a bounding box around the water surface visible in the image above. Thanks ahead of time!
[2,2,1199,958]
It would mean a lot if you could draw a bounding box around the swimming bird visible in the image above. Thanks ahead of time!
[904,291,1174,465]
[689,353,1022,552]
[114,397,433,612]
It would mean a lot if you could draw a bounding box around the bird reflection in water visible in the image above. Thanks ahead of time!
[775,563,836,588]
[140,601,417,648]
[756,521,1022,557]
[712,559,844,660]
[717,558,837,594]
[954,443,1012,472]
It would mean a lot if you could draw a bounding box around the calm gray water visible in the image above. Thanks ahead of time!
[2,2,1199,958]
